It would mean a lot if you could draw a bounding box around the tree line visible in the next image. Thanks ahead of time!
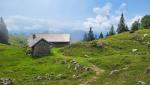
[83,13,150,41]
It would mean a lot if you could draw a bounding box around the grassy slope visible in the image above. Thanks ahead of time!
[0,45,93,85]
[0,29,150,85]
[9,35,27,47]
[61,29,150,85]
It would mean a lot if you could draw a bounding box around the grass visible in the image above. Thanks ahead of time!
[0,44,94,85]
[0,29,150,85]
[61,29,150,85]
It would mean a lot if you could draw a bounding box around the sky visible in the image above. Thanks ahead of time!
[0,0,150,39]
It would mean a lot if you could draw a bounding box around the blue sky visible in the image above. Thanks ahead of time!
[0,0,150,37]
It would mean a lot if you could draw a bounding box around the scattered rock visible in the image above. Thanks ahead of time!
[85,67,92,71]
[72,75,76,79]
[109,70,120,75]
[72,74,80,79]
[70,60,77,65]
[36,76,43,80]
[121,66,129,70]
[56,74,66,80]
[143,34,148,38]
[84,54,89,57]
[136,81,146,85]
[0,78,13,85]
[69,59,92,72]
[132,49,138,53]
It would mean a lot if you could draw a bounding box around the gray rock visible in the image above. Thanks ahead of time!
[136,81,146,85]
[0,78,13,85]
[36,76,43,80]
[85,67,91,71]
[109,70,120,75]
[121,66,129,70]
[132,49,138,53]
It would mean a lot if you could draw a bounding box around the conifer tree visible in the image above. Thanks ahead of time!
[106,32,109,37]
[117,13,129,33]
[0,17,8,44]
[109,25,115,36]
[99,32,104,39]
[88,27,95,41]
[131,20,140,32]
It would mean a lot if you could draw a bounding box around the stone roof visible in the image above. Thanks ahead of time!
[28,34,70,47]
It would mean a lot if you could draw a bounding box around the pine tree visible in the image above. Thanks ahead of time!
[117,13,129,33]
[99,32,104,39]
[106,32,109,37]
[131,20,140,32]
[88,27,95,41]
[109,25,115,36]
[0,17,8,44]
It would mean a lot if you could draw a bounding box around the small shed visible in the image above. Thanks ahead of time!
[29,38,50,57]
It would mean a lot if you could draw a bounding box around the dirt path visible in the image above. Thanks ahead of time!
[79,65,104,85]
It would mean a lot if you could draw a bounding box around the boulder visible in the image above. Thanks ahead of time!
[0,78,13,85]
[132,49,138,53]
[85,67,91,71]
[84,54,89,57]
[136,81,146,85]
[143,34,148,38]
[109,70,120,75]
[121,66,129,70]
[36,76,43,80]
[72,75,76,79]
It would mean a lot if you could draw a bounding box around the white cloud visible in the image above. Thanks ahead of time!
[93,3,112,16]
[83,2,143,33]
[127,16,142,28]
[83,3,119,32]
[5,15,83,34]
[4,2,143,36]
[115,3,127,15]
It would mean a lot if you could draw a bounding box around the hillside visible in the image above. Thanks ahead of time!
[0,44,94,85]
[9,35,27,47]
[0,29,150,85]
[61,29,150,85]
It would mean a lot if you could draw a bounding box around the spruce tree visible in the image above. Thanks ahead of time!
[99,32,104,39]
[131,20,140,32]
[117,13,129,33]
[106,32,109,37]
[0,17,8,44]
[109,25,115,36]
[88,27,95,41]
